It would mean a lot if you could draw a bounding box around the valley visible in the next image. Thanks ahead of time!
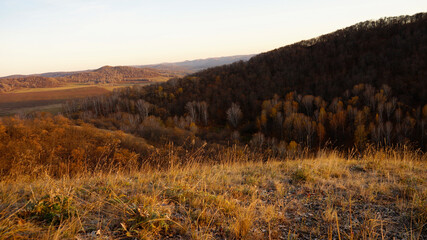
[0,12,426,240]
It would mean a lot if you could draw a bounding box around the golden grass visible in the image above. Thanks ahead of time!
[0,103,63,116]
[9,84,96,93]
[8,79,164,94]
[0,149,425,239]
[0,87,110,104]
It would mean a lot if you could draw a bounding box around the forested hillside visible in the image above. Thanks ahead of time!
[0,76,61,92]
[0,66,178,92]
[167,13,427,118]
[63,13,427,151]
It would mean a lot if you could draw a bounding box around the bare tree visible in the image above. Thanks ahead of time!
[385,121,393,144]
[304,119,316,148]
[127,114,140,129]
[347,106,358,122]
[227,103,242,128]
[385,101,395,120]
[371,122,384,144]
[421,119,425,146]
[402,116,415,138]
[381,84,392,98]
[275,111,283,139]
[250,132,265,149]
[395,108,402,124]
[185,101,197,122]
[174,116,191,129]
[378,102,384,123]
[197,101,208,125]
[136,99,151,118]
[363,84,375,101]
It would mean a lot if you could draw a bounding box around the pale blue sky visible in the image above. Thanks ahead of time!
[0,0,426,76]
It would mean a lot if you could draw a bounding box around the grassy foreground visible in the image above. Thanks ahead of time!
[0,150,426,239]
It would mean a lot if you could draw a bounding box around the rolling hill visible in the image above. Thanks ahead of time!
[64,12,427,150]
[0,66,179,92]
[169,13,427,117]
[0,55,255,93]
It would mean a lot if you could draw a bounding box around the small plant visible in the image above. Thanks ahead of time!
[291,167,309,183]
[231,204,256,239]
[121,205,180,238]
[21,194,75,225]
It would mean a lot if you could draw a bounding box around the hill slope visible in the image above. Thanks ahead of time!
[64,13,427,150]
[0,66,179,92]
[0,148,425,239]
[170,13,427,116]
[60,65,167,84]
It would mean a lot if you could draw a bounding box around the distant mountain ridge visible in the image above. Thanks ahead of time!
[136,54,255,73]
[0,54,255,92]
[0,66,172,92]
[0,70,90,80]
[0,54,255,79]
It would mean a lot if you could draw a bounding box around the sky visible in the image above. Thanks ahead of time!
[0,0,426,76]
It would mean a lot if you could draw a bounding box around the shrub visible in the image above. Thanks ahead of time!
[20,195,75,225]
[291,167,309,183]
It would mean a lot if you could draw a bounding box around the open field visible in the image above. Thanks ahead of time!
[0,86,110,116]
[0,103,63,116]
[0,86,110,103]
[0,82,154,116]
[7,81,156,94]
[0,149,425,239]
[7,84,106,94]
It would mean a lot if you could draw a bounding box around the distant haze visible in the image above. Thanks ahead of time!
[0,0,426,76]
[0,54,254,79]
[137,54,255,73]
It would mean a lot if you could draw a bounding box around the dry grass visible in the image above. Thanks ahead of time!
[0,149,425,239]
[7,77,167,94]
[0,87,110,104]
[0,87,110,116]
[0,82,161,116]
[9,84,100,94]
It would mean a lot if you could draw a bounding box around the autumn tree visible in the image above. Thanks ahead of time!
[136,99,151,119]
[227,103,242,128]
[354,124,368,149]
